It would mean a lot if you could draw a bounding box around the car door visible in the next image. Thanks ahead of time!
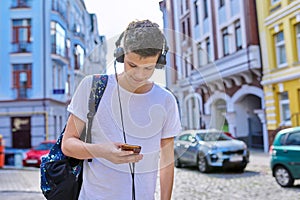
[184,135,199,164]
[284,131,300,178]
[175,133,191,163]
[176,133,194,163]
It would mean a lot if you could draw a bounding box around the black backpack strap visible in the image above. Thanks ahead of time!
[86,74,108,143]
[86,75,108,162]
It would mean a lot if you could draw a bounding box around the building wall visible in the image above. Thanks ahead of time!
[257,0,300,138]
[0,0,106,148]
[162,0,268,151]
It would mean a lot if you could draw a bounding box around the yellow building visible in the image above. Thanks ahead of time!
[256,0,300,143]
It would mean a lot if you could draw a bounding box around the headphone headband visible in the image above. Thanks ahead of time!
[114,32,168,69]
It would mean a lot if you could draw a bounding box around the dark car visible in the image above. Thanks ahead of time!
[270,126,300,187]
[174,129,249,173]
[23,140,56,167]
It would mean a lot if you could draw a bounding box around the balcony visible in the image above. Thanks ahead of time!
[11,0,32,9]
[51,0,67,21]
[12,42,32,53]
[51,43,69,65]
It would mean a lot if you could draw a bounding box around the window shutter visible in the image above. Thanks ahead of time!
[12,71,20,88]
[27,70,32,88]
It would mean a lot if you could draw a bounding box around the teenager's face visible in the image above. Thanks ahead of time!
[123,52,159,87]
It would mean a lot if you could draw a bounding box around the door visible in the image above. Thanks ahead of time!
[11,117,31,148]
[284,131,300,177]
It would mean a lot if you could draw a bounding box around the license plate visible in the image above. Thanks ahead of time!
[230,155,243,162]
[26,159,38,164]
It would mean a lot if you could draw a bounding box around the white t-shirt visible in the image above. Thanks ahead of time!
[67,74,181,200]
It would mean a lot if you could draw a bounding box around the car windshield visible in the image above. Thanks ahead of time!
[34,142,54,150]
[197,132,232,141]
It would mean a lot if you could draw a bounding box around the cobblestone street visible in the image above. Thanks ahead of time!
[0,151,299,200]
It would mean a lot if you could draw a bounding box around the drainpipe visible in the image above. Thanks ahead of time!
[42,0,48,139]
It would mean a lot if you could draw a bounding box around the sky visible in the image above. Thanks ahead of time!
[84,0,166,84]
[84,0,163,39]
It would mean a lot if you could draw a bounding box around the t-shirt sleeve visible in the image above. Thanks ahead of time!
[67,75,93,123]
[161,92,182,139]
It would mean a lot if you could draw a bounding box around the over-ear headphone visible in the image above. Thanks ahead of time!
[114,32,168,69]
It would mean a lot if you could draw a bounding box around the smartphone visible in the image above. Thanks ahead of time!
[121,144,141,154]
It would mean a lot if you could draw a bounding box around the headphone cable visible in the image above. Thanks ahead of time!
[114,59,136,200]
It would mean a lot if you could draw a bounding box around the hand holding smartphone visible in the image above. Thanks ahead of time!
[121,144,141,154]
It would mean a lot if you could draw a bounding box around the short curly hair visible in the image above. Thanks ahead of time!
[123,20,165,57]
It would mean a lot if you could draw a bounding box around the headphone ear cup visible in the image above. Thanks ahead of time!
[114,47,125,63]
[155,54,166,69]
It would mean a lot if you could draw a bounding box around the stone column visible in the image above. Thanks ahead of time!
[254,109,269,153]
[202,114,211,129]
[223,112,236,137]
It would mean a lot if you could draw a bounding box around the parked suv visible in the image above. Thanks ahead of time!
[174,129,249,173]
[270,126,300,187]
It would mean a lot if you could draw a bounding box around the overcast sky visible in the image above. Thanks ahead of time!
[84,0,166,83]
[84,0,163,40]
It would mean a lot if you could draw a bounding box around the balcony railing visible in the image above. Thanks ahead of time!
[51,0,67,21]
[51,43,66,57]
[11,0,32,8]
[12,42,32,53]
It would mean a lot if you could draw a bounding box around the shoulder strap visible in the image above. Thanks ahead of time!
[86,74,108,143]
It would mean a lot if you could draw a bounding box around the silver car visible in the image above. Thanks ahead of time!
[174,129,249,173]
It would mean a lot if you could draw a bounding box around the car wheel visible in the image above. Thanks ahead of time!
[197,154,211,173]
[174,153,182,168]
[274,166,294,187]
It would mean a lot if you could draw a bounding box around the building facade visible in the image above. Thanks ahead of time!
[0,0,106,148]
[161,0,268,151]
[256,0,300,143]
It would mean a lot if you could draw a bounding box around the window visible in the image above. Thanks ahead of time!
[66,74,70,96]
[51,0,67,20]
[178,134,193,142]
[271,0,280,5]
[275,31,287,67]
[197,44,203,67]
[279,92,291,126]
[235,20,242,50]
[52,62,65,94]
[203,0,208,19]
[185,0,189,10]
[181,21,186,40]
[296,24,300,62]
[74,44,84,70]
[222,28,229,56]
[206,38,211,63]
[51,21,66,57]
[12,64,32,98]
[194,1,199,25]
[180,0,184,14]
[285,132,300,145]
[219,0,225,8]
[187,17,191,37]
[12,19,32,53]
[11,0,32,8]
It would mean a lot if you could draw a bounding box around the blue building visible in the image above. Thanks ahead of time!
[0,0,106,149]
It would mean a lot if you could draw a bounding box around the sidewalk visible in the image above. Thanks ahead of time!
[0,149,270,199]
[0,167,41,192]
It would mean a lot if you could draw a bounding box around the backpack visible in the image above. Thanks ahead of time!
[40,74,108,200]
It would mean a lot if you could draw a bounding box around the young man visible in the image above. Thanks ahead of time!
[62,19,181,200]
